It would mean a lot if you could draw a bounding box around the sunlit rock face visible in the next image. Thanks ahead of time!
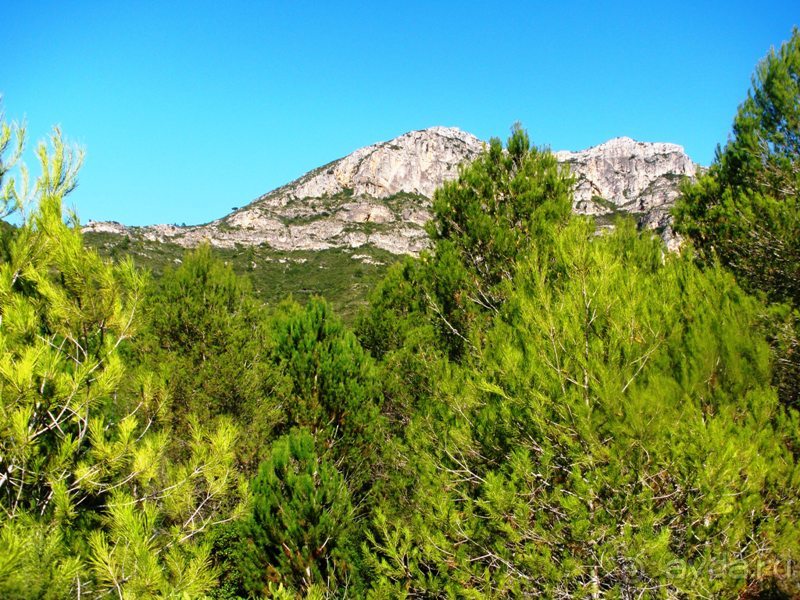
[554,137,698,216]
[267,126,486,203]
[84,128,698,254]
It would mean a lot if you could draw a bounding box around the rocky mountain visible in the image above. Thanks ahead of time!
[84,127,698,255]
[555,137,698,250]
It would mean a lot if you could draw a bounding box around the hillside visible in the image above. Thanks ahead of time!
[84,127,698,315]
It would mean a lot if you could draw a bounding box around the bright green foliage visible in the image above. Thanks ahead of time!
[0,516,81,599]
[269,298,385,494]
[240,429,360,597]
[674,28,800,408]
[0,111,26,219]
[366,219,800,598]
[0,129,135,521]
[0,122,248,597]
[3,62,800,597]
[84,416,249,597]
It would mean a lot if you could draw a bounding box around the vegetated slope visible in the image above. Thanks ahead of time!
[83,232,395,322]
[84,127,698,315]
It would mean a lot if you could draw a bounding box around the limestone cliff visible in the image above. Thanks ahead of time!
[84,128,698,254]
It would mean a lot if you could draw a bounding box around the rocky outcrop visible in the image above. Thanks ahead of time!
[84,128,698,255]
[256,126,485,205]
[554,137,697,215]
[83,220,129,235]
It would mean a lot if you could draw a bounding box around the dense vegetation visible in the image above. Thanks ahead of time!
[674,27,800,411]
[1,30,799,599]
[83,234,395,324]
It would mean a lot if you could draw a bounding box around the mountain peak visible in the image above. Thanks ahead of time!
[554,136,697,218]
[84,128,698,255]
[248,125,485,207]
[555,136,688,158]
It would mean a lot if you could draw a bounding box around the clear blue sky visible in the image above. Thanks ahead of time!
[3,1,797,226]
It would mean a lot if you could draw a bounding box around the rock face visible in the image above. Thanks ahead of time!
[554,137,698,251]
[83,220,129,235]
[262,126,485,202]
[554,137,697,215]
[83,128,698,255]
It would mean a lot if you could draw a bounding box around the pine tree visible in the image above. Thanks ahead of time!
[0,110,25,219]
[0,116,248,598]
[269,298,385,496]
[674,28,800,306]
[137,243,282,469]
[429,124,573,309]
[674,28,800,408]
[366,219,800,598]
[356,125,574,435]
[239,429,360,597]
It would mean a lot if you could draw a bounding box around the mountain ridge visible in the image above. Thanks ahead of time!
[85,127,698,254]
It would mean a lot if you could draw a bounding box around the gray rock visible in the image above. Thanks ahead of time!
[83,128,698,254]
[83,220,129,235]
[554,137,697,215]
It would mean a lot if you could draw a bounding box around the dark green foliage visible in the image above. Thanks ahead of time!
[674,28,800,409]
[240,429,360,597]
[269,298,386,495]
[0,220,16,263]
[145,244,258,365]
[135,244,281,468]
[357,125,574,365]
[674,28,800,304]
[355,259,446,434]
[429,124,573,310]
[356,257,430,362]
[674,170,800,306]
[84,233,397,323]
